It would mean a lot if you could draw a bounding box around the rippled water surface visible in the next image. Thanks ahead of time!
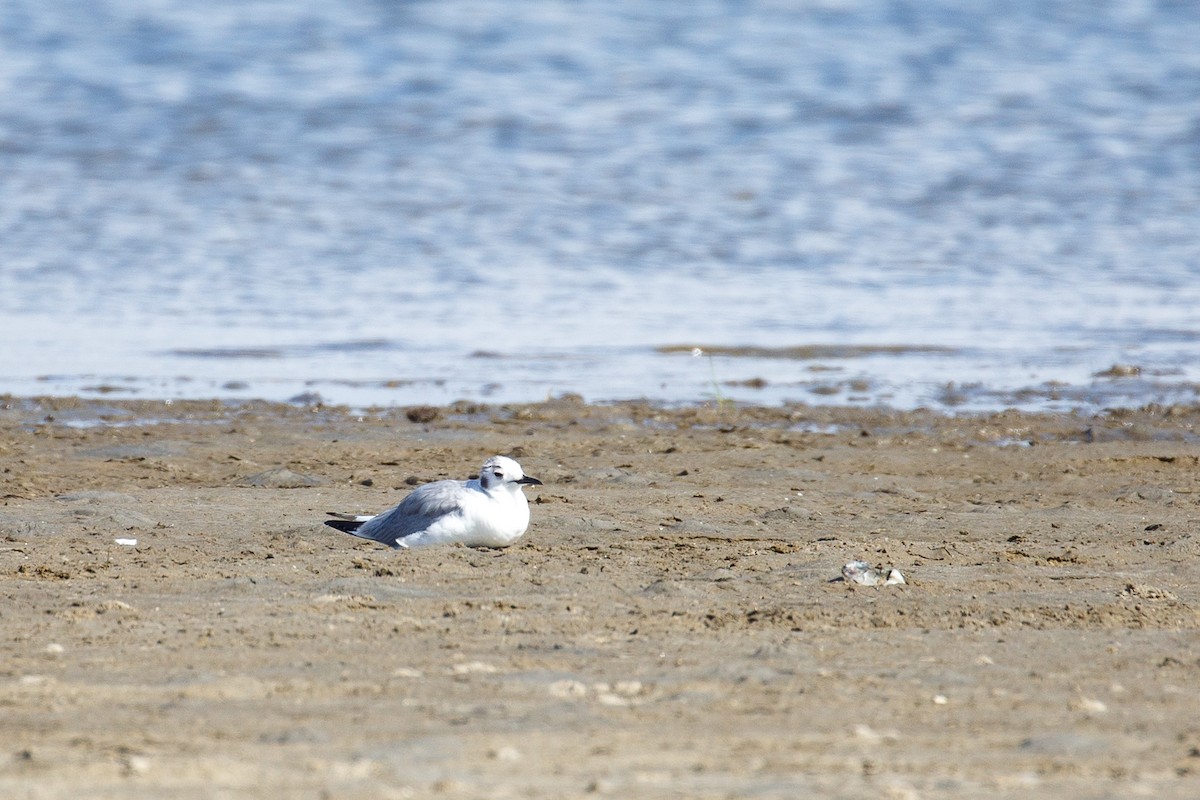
[2,0,1198,411]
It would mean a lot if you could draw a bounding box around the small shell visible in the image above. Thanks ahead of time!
[842,560,884,586]
[842,561,907,586]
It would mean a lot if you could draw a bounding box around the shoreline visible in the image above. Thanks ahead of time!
[6,340,1199,417]
[6,389,1200,430]
[2,394,1199,797]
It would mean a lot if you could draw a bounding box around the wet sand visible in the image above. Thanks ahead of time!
[2,395,1199,798]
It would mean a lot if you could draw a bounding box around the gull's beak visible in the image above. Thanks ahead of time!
[516,475,543,486]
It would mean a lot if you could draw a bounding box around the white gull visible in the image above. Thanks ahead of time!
[324,455,542,549]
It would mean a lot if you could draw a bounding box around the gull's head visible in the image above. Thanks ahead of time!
[478,455,542,492]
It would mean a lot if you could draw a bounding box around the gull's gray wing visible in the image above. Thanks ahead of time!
[352,479,473,547]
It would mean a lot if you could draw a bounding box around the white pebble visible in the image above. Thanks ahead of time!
[451,661,498,675]
[391,667,423,679]
[853,723,883,743]
[488,746,522,762]
[123,755,151,775]
[1071,697,1108,714]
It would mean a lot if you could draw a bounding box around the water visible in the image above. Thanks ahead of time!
[2,0,1199,413]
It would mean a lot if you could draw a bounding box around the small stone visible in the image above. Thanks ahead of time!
[1070,696,1108,714]
[405,406,442,424]
[1094,364,1141,378]
[549,679,588,699]
[488,746,521,762]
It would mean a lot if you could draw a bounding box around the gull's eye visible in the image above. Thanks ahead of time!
[493,470,503,478]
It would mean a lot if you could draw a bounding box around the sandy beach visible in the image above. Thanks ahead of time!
[2,395,1198,798]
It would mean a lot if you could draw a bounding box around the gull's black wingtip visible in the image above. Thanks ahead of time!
[324,519,365,534]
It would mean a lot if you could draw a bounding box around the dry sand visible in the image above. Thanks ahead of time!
[2,395,1199,798]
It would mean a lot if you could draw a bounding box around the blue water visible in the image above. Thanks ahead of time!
[2,0,1199,412]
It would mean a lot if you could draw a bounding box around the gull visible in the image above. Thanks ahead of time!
[324,455,542,549]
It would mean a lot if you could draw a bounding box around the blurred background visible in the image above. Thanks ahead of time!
[0,0,1198,412]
